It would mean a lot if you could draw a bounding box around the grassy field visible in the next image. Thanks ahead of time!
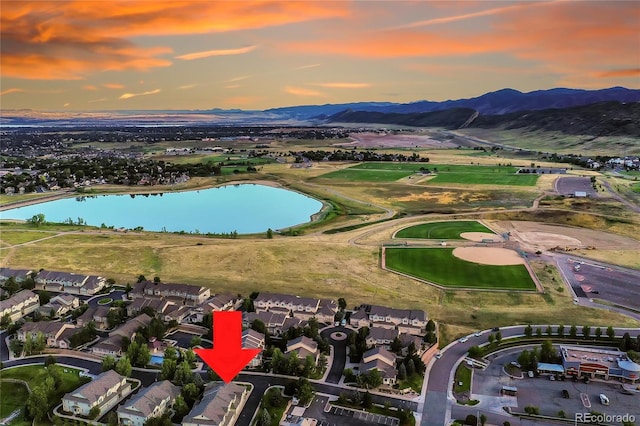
[426,173,538,186]
[453,364,472,394]
[0,381,29,425]
[349,162,427,171]
[0,230,56,246]
[395,221,494,239]
[385,248,536,290]
[314,169,415,182]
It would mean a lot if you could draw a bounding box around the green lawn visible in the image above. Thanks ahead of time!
[631,183,640,193]
[0,381,29,421]
[427,172,538,186]
[349,162,427,172]
[255,388,291,426]
[395,221,494,239]
[398,372,423,393]
[453,364,472,394]
[0,365,90,419]
[316,169,415,182]
[385,248,536,290]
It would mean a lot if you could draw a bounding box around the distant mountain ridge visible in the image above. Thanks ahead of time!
[268,86,640,119]
[328,101,640,137]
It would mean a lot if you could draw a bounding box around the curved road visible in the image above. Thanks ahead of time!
[420,325,640,426]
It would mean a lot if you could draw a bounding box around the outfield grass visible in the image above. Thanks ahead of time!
[395,221,494,239]
[316,169,415,182]
[385,248,536,290]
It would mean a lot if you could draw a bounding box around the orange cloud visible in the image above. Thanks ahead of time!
[595,69,640,78]
[119,89,161,100]
[1,1,348,80]
[103,83,125,89]
[0,88,24,96]
[315,82,371,89]
[83,85,99,91]
[285,86,325,97]
[176,45,257,60]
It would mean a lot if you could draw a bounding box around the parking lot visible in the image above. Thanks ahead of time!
[557,256,640,310]
[473,350,639,421]
[555,177,598,196]
[288,396,401,426]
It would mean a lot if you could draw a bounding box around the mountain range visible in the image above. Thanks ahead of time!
[1,87,639,131]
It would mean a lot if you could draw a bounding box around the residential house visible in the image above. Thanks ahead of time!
[17,321,77,349]
[109,313,153,340]
[399,333,424,357]
[92,335,125,357]
[0,267,32,282]
[253,293,320,316]
[349,310,369,328]
[62,370,131,418]
[163,305,191,323]
[359,347,397,386]
[242,329,265,368]
[35,270,106,295]
[182,382,248,426]
[313,304,338,325]
[117,380,180,426]
[126,297,172,318]
[0,290,40,322]
[77,306,111,330]
[366,326,399,348]
[366,305,427,330]
[131,281,210,306]
[38,293,79,318]
[285,336,319,364]
[243,312,287,335]
[189,294,240,323]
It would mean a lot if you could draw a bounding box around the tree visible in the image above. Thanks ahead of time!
[518,350,531,370]
[44,354,56,367]
[161,358,177,381]
[582,325,591,339]
[606,326,615,340]
[153,276,161,283]
[27,213,46,226]
[557,324,564,338]
[426,319,436,333]
[137,275,147,283]
[546,325,553,336]
[2,277,20,296]
[465,414,478,425]
[390,336,403,354]
[148,317,166,339]
[297,378,314,405]
[480,413,487,426]
[89,406,101,420]
[102,355,116,371]
[38,290,51,305]
[540,340,557,363]
[125,282,133,296]
[115,356,132,377]
[468,345,483,359]
[496,330,502,344]
[338,297,347,310]
[0,313,11,329]
[136,343,151,367]
[182,382,199,404]
[26,386,48,421]
[266,228,273,239]
[259,409,272,426]
[524,325,533,338]
[536,327,542,338]
[362,391,373,409]
[172,395,189,421]
[184,349,197,367]
[190,335,202,347]
[487,333,495,345]
[595,327,602,339]
[398,363,407,380]
[569,325,577,338]
[9,338,23,357]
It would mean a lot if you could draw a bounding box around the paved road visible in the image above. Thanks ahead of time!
[321,326,350,384]
[420,325,640,426]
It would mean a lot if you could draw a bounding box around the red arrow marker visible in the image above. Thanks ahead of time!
[194,311,260,383]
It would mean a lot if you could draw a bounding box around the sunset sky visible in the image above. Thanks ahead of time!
[1,1,639,111]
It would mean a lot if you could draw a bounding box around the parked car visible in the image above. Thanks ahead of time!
[435,352,442,359]
[474,331,483,337]
[528,371,534,378]
[549,375,555,381]
[492,327,500,332]
[459,337,469,343]
[510,361,521,368]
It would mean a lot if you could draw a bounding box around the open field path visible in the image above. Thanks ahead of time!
[600,179,640,213]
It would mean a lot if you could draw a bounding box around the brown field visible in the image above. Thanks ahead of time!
[452,247,524,265]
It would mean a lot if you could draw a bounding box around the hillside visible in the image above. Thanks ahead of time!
[328,101,640,137]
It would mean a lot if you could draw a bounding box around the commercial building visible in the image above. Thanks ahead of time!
[560,345,640,383]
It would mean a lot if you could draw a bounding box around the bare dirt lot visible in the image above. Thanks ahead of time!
[335,132,458,149]
[491,221,640,251]
[452,247,525,266]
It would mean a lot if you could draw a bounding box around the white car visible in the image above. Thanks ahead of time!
[459,337,469,343]
[474,331,483,337]
[435,352,442,359]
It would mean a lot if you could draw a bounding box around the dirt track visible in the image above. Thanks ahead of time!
[452,247,525,265]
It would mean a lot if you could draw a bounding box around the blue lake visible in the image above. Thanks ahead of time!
[0,184,323,234]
